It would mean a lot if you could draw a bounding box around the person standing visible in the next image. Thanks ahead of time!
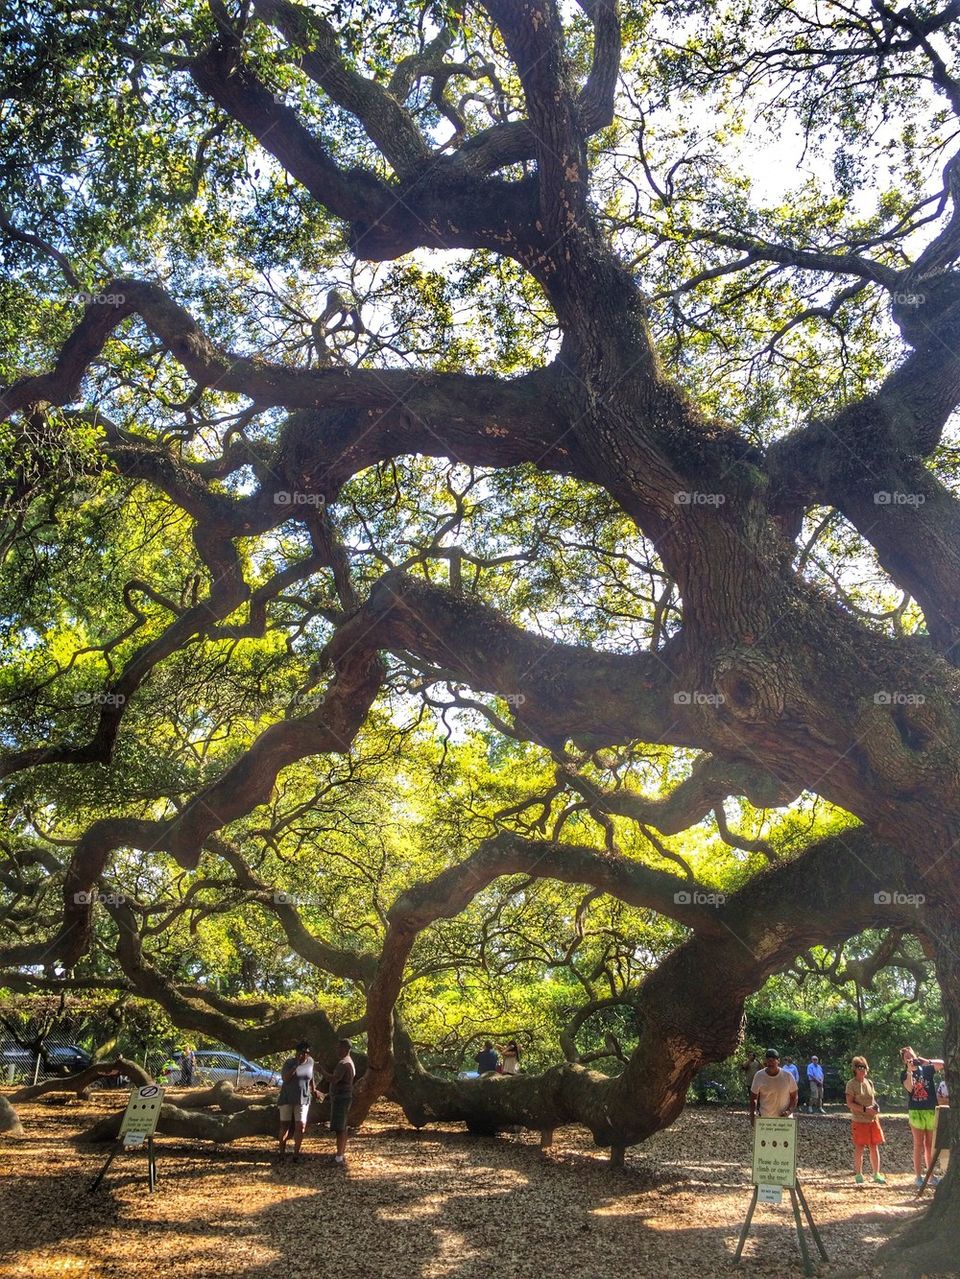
[740,1052,761,1097]
[498,1041,521,1075]
[783,1056,800,1087]
[277,1040,318,1163]
[320,1039,356,1165]
[806,1055,825,1113]
[900,1046,945,1187]
[845,1056,885,1184]
[749,1049,798,1121]
[179,1045,196,1087]
[475,1042,499,1074]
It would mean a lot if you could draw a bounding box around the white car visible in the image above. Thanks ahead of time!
[190,1050,282,1087]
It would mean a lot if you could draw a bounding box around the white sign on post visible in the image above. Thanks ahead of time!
[752,1117,797,1189]
[119,1084,165,1146]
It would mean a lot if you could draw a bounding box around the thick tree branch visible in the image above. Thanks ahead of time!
[327,570,684,751]
[559,753,797,836]
[768,286,960,655]
[190,34,543,261]
[251,0,430,177]
[207,834,378,985]
[387,826,920,1145]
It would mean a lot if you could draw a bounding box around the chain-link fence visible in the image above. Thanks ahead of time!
[0,1020,121,1086]
[1,1005,285,1092]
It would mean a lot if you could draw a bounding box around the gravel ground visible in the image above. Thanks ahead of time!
[0,1094,954,1279]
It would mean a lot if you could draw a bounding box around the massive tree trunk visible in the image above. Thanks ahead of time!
[378,828,926,1147]
[79,1081,326,1144]
[877,909,960,1275]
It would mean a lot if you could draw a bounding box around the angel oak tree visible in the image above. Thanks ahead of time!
[2,0,960,1269]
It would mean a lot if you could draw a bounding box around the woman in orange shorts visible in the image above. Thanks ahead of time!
[846,1055,885,1184]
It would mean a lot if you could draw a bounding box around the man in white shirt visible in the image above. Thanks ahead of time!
[750,1049,798,1122]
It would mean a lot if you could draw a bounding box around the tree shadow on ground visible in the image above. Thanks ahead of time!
[1,1116,942,1279]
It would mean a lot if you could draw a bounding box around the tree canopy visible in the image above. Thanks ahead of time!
[2,0,960,1267]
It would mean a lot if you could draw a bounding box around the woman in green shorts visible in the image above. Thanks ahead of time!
[900,1045,945,1187]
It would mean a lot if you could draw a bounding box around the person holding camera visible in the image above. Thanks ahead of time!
[900,1045,945,1187]
[846,1056,885,1184]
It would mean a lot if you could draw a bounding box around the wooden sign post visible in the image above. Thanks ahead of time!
[734,1117,828,1276]
[90,1084,165,1193]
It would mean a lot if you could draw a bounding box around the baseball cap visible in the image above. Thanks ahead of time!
[765,1048,780,1059]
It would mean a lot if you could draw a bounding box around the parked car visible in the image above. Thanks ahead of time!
[822,1065,846,1102]
[1,1042,92,1078]
[690,1069,728,1104]
[191,1050,281,1087]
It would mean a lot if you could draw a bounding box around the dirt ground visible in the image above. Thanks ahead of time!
[0,1093,954,1279]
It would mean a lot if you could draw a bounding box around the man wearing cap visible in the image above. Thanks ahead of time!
[750,1050,798,1122]
[277,1039,319,1163]
[807,1054,825,1113]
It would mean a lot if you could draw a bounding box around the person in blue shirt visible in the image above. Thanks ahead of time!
[783,1056,800,1086]
[806,1055,825,1112]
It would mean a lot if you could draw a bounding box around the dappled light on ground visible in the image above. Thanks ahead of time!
[1,1097,953,1278]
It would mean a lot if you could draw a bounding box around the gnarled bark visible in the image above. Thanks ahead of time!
[0,1095,23,1137]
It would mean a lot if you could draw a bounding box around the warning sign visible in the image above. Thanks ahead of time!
[752,1117,797,1188]
[119,1085,165,1144]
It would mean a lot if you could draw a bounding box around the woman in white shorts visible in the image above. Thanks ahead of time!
[277,1040,317,1162]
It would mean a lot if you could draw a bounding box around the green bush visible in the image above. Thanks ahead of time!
[734,1000,945,1102]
